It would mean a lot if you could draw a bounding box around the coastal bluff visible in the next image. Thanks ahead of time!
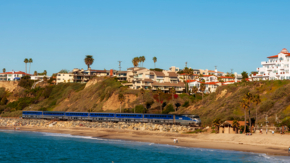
[0,118,195,133]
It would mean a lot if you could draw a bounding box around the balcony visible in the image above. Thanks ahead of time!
[261,61,275,65]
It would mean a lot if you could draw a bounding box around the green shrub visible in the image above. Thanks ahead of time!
[134,105,147,113]
[182,101,190,108]
[162,104,175,114]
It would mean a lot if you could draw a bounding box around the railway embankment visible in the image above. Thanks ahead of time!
[0,118,195,133]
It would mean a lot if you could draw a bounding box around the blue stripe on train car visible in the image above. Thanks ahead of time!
[175,115,191,121]
[144,114,173,120]
[89,113,114,117]
[65,112,89,117]
[22,111,43,115]
[43,112,65,116]
[116,114,143,119]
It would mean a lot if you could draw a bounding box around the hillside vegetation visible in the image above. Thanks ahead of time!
[182,80,290,126]
[1,78,290,127]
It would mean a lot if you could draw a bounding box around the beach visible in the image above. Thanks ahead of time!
[1,126,290,156]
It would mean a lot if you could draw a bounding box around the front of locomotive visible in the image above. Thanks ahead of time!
[189,115,201,127]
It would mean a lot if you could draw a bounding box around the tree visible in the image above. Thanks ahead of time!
[241,71,248,79]
[169,87,176,111]
[28,58,33,74]
[44,70,47,75]
[192,86,198,98]
[253,94,261,130]
[141,56,146,67]
[200,83,206,100]
[24,58,29,74]
[34,71,37,76]
[43,76,48,82]
[240,92,251,133]
[59,69,69,73]
[212,118,221,133]
[84,55,94,69]
[132,57,139,67]
[118,94,125,113]
[232,120,240,134]
[153,57,157,68]
[140,88,145,108]
[2,68,5,73]
[156,88,162,113]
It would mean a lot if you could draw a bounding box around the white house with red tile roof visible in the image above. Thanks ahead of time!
[0,71,30,81]
[251,48,290,81]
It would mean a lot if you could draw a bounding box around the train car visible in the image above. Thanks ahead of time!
[64,112,89,121]
[42,111,65,120]
[115,113,144,122]
[21,111,201,126]
[143,114,174,124]
[22,111,43,119]
[89,113,115,122]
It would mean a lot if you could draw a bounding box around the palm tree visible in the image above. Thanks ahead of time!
[28,58,33,74]
[44,70,47,75]
[118,93,125,113]
[240,93,251,133]
[132,57,139,67]
[156,88,162,113]
[153,57,157,68]
[170,87,176,111]
[232,120,240,134]
[2,68,5,73]
[200,83,206,100]
[141,56,145,67]
[212,118,221,133]
[84,55,94,69]
[140,88,145,108]
[253,94,261,130]
[192,86,198,98]
[24,58,29,74]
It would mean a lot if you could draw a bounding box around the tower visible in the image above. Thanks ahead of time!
[118,61,122,71]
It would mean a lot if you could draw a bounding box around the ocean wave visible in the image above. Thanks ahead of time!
[40,132,105,140]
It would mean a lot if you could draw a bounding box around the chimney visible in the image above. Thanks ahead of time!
[234,72,237,83]
[110,69,113,76]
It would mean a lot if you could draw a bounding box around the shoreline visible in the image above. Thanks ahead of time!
[1,126,290,156]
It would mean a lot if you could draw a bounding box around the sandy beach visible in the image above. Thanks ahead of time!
[1,126,290,156]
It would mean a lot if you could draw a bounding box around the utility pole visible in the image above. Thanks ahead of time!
[265,114,268,132]
[118,61,122,71]
[185,62,187,68]
[231,69,233,74]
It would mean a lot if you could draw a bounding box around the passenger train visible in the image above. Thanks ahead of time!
[22,111,201,126]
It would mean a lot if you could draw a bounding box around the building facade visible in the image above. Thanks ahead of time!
[252,48,290,81]
[0,71,30,81]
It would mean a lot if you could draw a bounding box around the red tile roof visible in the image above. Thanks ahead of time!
[186,80,199,83]
[0,71,31,75]
[219,76,234,79]
[267,55,278,58]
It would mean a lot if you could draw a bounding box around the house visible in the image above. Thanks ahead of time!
[199,68,225,76]
[251,48,290,81]
[56,73,74,84]
[123,67,185,93]
[31,75,51,81]
[0,71,30,81]
[116,71,127,81]
[219,121,249,134]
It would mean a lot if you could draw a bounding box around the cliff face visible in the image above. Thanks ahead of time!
[0,81,20,92]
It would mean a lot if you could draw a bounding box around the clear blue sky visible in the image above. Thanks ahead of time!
[1,0,290,75]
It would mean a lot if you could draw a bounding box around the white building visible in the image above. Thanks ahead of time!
[252,48,290,81]
[31,75,51,81]
[56,73,74,84]
[0,71,30,81]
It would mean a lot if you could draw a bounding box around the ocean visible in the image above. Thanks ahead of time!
[0,130,289,163]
